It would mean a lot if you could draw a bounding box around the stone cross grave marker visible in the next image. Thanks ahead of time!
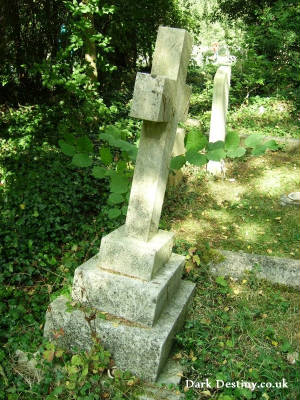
[44,26,195,382]
[207,65,231,175]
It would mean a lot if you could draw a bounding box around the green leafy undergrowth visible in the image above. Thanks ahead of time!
[173,241,300,400]
[0,140,122,287]
[170,130,279,172]
[3,337,140,400]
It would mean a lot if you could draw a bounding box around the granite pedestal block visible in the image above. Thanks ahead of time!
[44,280,195,381]
[98,225,174,281]
[72,253,185,326]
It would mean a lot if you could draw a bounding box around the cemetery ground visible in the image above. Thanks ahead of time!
[1,70,300,400]
[1,114,299,400]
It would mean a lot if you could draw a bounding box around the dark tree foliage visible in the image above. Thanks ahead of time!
[0,0,185,104]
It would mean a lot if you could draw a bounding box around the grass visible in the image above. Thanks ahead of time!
[163,148,300,259]
[173,253,300,399]
[161,143,300,399]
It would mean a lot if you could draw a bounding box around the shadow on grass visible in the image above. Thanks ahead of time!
[162,149,299,258]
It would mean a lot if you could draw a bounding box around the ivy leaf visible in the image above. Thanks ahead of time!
[225,131,240,149]
[226,146,246,158]
[186,150,207,166]
[76,136,93,153]
[121,205,128,215]
[59,140,76,156]
[244,135,263,148]
[99,147,113,165]
[170,155,186,170]
[264,139,278,150]
[186,129,208,151]
[72,153,92,167]
[207,141,224,151]
[108,208,121,219]
[206,148,226,161]
[252,144,267,155]
[92,166,106,179]
[108,193,124,205]
[110,175,129,194]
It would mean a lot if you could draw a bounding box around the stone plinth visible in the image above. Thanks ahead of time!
[97,225,174,281]
[44,280,195,382]
[73,253,185,326]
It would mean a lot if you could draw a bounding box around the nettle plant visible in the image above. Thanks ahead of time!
[59,125,137,220]
[59,125,279,222]
[170,129,279,170]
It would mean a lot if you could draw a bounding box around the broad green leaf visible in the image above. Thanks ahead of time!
[72,153,92,167]
[244,134,263,148]
[108,208,121,219]
[226,146,246,158]
[225,131,240,149]
[92,166,106,179]
[121,205,128,215]
[206,148,226,161]
[63,133,76,145]
[186,130,208,151]
[110,175,129,194]
[59,140,76,157]
[186,150,207,166]
[116,160,127,172]
[215,276,228,287]
[100,132,118,146]
[105,125,121,139]
[207,140,224,151]
[114,139,137,160]
[170,155,186,170]
[76,136,93,153]
[108,193,124,205]
[99,147,113,165]
[264,139,278,150]
[252,144,267,155]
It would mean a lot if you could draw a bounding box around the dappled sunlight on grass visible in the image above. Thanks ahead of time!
[162,149,300,259]
[237,222,266,242]
[228,96,300,138]
[253,168,299,196]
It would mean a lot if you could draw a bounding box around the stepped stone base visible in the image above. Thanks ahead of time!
[98,225,174,281]
[44,280,195,381]
[72,253,185,326]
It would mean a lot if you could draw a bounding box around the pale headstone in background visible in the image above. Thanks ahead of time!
[207,65,231,176]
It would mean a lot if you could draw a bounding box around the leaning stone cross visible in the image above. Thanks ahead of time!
[44,27,195,383]
[127,26,193,242]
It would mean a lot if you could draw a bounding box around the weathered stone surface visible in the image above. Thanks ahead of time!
[168,127,186,187]
[125,27,193,242]
[207,66,231,176]
[130,73,174,122]
[98,225,174,281]
[280,192,300,206]
[156,359,183,386]
[210,250,300,288]
[73,253,185,326]
[172,127,186,157]
[44,280,195,382]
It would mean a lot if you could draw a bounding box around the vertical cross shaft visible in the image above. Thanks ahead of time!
[125,27,193,242]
